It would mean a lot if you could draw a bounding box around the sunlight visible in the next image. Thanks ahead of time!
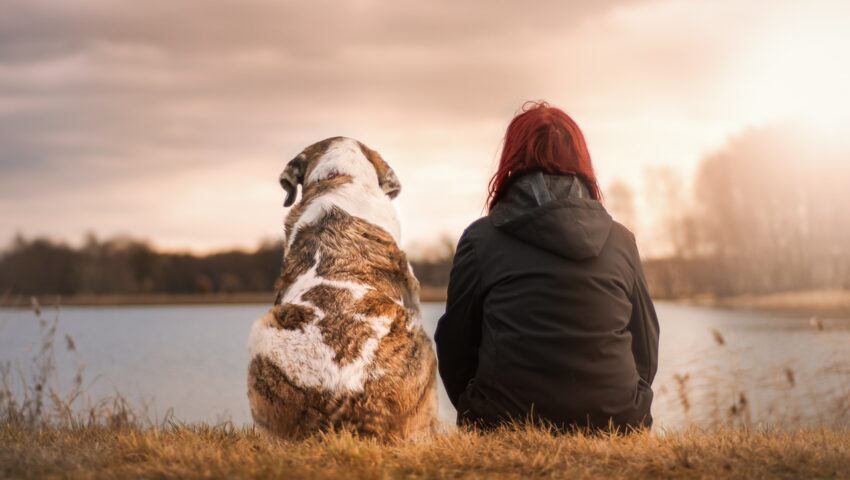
[730,4,850,130]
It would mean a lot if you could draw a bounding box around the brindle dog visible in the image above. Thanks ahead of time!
[247,137,437,441]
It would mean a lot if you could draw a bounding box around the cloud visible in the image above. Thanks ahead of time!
[1,0,849,251]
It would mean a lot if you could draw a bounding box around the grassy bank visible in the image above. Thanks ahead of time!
[2,423,849,479]
[686,289,850,318]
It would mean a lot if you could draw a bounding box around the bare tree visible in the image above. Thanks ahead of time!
[605,180,638,233]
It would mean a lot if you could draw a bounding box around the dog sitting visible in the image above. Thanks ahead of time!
[247,137,437,440]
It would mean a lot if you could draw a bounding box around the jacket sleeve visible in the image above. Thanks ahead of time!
[434,230,484,408]
[628,253,660,386]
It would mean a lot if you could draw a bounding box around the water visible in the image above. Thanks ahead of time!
[1,302,848,428]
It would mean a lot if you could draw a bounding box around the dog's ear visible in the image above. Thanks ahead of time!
[359,143,401,199]
[380,166,401,199]
[279,154,306,207]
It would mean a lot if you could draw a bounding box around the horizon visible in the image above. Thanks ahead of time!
[3,0,850,256]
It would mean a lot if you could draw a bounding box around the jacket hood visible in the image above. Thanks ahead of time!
[490,172,612,260]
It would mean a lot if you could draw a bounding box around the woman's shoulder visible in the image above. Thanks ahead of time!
[609,220,637,246]
[466,216,493,232]
[459,216,498,243]
[606,220,644,272]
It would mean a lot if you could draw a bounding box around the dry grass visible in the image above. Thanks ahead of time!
[0,299,171,430]
[1,423,849,479]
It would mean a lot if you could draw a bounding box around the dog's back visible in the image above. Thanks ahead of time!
[248,137,436,440]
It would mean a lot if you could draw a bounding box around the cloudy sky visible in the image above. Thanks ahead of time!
[2,0,849,254]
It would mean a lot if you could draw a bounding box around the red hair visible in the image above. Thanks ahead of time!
[487,101,601,211]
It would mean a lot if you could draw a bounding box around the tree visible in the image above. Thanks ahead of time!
[691,124,850,294]
[605,180,637,233]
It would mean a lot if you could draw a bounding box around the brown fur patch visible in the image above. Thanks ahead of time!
[356,290,405,317]
[278,206,417,306]
[249,351,435,441]
[301,284,374,365]
[300,137,342,174]
[248,356,333,438]
[357,141,392,184]
[272,303,316,330]
[283,175,353,245]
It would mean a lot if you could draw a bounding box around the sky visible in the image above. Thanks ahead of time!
[2,0,849,255]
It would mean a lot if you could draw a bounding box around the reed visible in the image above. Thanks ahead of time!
[0,298,171,429]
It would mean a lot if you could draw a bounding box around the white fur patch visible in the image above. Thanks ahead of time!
[248,251,393,393]
[249,313,392,392]
[287,138,401,250]
[305,139,378,187]
[279,251,372,313]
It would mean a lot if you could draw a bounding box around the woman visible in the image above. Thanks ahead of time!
[435,101,659,432]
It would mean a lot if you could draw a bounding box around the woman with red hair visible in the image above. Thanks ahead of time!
[435,101,659,432]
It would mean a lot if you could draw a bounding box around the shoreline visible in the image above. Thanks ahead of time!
[4,289,849,317]
[2,287,451,308]
[675,289,850,318]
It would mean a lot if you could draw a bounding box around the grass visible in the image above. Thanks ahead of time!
[1,423,849,479]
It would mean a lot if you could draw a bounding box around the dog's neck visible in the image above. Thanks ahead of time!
[284,174,401,252]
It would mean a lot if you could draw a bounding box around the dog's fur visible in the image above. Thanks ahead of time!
[247,137,437,441]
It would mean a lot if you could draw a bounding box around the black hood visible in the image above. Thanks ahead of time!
[490,172,612,260]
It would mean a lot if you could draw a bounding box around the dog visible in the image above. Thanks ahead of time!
[247,137,437,440]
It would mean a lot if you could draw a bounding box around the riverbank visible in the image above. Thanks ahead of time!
[684,289,850,318]
[6,289,850,317]
[2,423,848,479]
[3,287,450,308]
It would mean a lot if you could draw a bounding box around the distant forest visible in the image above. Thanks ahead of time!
[634,125,850,298]
[0,234,453,298]
[2,125,849,301]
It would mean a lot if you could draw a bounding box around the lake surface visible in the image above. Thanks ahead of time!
[1,302,848,429]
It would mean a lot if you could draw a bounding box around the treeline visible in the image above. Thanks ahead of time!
[0,235,283,296]
[0,234,454,297]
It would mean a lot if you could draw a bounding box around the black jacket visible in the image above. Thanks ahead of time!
[435,172,659,431]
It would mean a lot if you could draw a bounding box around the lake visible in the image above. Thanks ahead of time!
[1,302,848,429]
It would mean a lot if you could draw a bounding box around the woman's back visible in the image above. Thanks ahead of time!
[435,172,658,431]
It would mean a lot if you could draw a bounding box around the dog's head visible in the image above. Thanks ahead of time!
[279,137,401,207]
